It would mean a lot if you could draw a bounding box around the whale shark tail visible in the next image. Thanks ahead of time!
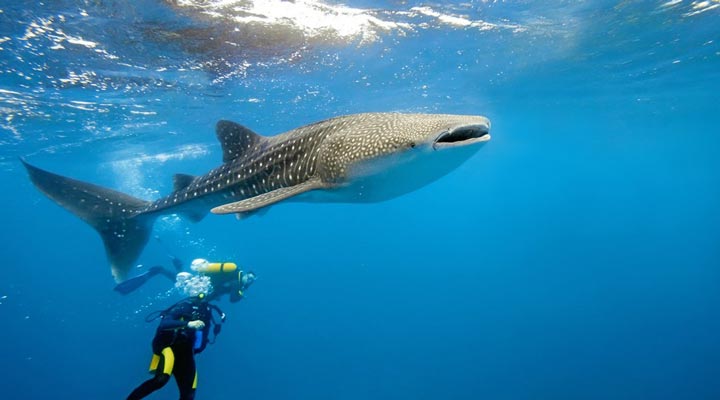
[21,159,156,282]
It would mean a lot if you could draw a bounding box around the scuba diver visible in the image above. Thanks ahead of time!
[116,257,256,302]
[187,258,256,303]
[127,276,229,400]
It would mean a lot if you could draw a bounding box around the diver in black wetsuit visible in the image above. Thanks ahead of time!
[127,294,225,400]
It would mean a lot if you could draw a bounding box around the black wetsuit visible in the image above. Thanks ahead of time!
[127,297,214,400]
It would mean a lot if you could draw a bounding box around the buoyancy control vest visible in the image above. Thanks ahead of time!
[146,297,226,354]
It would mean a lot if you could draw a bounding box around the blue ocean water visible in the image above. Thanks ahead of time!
[1,1,719,399]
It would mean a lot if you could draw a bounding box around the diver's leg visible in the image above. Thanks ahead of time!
[172,343,197,400]
[126,348,175,400]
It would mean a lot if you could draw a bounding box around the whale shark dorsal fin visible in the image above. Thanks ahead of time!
[211,179,327,215]
[173,173,196,192]
[216,120,266,163]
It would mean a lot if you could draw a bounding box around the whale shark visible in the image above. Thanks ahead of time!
[22,112,491,282]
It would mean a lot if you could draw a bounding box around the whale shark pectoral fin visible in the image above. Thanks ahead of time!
[211,179,327,215]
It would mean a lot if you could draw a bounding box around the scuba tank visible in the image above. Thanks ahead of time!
[191,259,237,274]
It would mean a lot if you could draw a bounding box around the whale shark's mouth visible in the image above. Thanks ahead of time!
[433,124,491,150]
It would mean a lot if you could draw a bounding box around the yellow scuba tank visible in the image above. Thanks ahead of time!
[191,258,241,289]
[191,258,237,275]
[197,262,237,274]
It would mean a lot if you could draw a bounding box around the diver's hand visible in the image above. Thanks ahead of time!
[187,320,205,329]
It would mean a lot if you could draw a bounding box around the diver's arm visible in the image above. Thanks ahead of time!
[229,287,244,303]
[157,304,193,330]
[227,271,256,303]
[156,303,205,330]
[157,318,205,330]
[157,318,189,330]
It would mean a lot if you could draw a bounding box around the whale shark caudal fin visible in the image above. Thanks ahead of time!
[21,159,156,283]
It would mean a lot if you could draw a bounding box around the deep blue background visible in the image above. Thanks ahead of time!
[1,1,719,399]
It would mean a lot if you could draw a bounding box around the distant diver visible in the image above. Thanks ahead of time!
[180,258,256,303]
[21,112,491,282]
[115,258,256,303]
